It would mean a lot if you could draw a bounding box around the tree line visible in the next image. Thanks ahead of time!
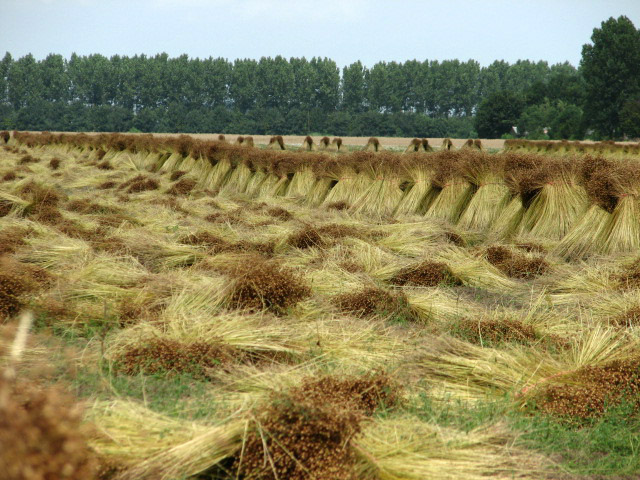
[0,16,638,139]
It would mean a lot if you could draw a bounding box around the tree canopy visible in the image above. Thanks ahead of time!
[581,15,640,138]
[7,19,640,141]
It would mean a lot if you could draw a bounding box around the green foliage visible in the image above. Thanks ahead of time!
[413,394,640,477]
[620,97,640,139]
[581,16,640,138]
[518,100,584,139]
[0,40,609,140]
[475,91,524,138]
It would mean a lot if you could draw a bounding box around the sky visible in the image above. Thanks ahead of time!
[2,0,640,68]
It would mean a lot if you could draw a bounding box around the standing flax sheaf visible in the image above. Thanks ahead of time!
[317,136,331,151]
[515,156,589,241]
[554,155,614,259]
[394,154,439,216]
[244,151,272,197]
[299,135,316,152]
[457,151,510,231]
[404,138,423,154]
[424,151,475,224]
[201,142,236,191]
[441,138,454,151]
[489,153,541,240]
[322,154,371,208]
[257,155,294,200]
[267,135,286,150]
[557,156,640,257]
[285,153,327,200]
[350,153,406,217]
[363,137,381,152]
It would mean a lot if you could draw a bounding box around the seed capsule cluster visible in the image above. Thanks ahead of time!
[0,376,98,480]
[452,318,539,347]
[116,338,237,379]
[234,372,399,480]
[229,260,311,313]
[485,246,549,279]
[391,260,460,287]
[118,174,159,193]
[335,287,415,321]
[287,227,325,249]
[167,178,196,196]
[534,358,640,421]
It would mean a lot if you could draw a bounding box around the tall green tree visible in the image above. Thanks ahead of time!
[581,16,640,137]
[475,91,524,138]
[341,61,367,113]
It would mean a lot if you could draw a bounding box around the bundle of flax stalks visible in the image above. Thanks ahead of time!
[330,137,343,152]
[299,135,316,152]
[267,135,286,150]
[243,153,271,197]
[490,153,541,240]
[363,137,381,152]
[322,154,372,208]
[200,142,236,190]
[515,156,589,241]
[424,151,475,224]
[404,138,423,154]
[219,155,253,196]
[457,151,510,232]
[255,154,289,199]
[285,153,325,200]
[317,136,331,151]
[394,154,438,216]
[305,158,335,206]
[558,156,640,257]
[350,153,406,216]
[554,156,615,259]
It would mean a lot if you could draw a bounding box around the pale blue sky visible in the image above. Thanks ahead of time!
[2,0,640,67]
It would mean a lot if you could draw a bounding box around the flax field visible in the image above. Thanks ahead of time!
[1,131,640,480]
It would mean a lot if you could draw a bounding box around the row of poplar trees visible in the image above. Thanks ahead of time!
[0,16,638,139]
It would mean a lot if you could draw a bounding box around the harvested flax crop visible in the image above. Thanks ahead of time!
[516,157,588,240]
[421,138,434,152]
[285,154,324,199]
[424,151,475,224]
[490,153,542,240]
[317,136,331,151]
[0,375,98,479]
[233,372,400,480]
[335,286,415,321]
[394,155,438,215]
[525,357,640,422]
[322,155,372,207]
[391,260,460,287]
[458,152,510,231]
[363,137,381,152]
[267,135,286,150]
[350,153,405,216]
[300,135,316,151]
[404,138,422,154]
[484,245,549,279]
[228,258,311,313]
[557,156,640,258]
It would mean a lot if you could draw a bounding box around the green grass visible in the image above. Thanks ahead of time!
[411,393,640,478]
[73,367,216,420]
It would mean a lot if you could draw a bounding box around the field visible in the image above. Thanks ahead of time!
[1,131,640,479]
